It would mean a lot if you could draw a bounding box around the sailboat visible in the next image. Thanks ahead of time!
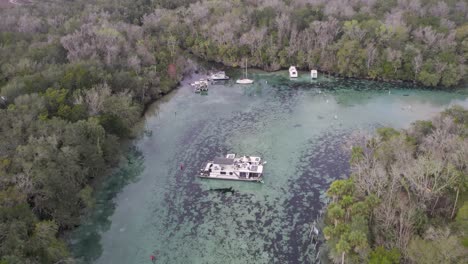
[236,59,254,84]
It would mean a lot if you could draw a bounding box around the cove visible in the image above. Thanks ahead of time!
[70,69,468,264]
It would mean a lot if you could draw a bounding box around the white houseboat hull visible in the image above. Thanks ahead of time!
[199,174,262,182]
[199,154,264,182]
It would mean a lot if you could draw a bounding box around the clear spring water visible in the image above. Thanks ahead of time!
[70,70,468,264]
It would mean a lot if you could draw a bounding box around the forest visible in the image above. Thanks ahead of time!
[0,0,467,263]
[0,0,189,263]
[149,0,468,87]
[323,106,468,263]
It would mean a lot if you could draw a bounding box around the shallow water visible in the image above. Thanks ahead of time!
[70,70,468,264]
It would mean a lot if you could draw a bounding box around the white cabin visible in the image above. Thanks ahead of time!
[311,70,318,79]
[210,71,229,80]
[289,66,298,78]
[199,154,264,182]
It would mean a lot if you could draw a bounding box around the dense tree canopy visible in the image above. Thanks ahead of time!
[0,1,189,263]
[140,0,467,87]
[323,106,468,263]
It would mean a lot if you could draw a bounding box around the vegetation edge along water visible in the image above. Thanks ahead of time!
[321,106,468,264]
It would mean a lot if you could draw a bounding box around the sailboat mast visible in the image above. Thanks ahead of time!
[245,58,248,78]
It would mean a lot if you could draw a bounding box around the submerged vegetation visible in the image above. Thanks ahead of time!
[323,106,468,263]
[0,1,189,263]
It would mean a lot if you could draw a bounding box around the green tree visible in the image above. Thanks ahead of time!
[30,221,69,263]
[337,40,366,77]
[369,247,400,264]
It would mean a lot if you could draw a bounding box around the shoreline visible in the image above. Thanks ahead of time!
[186,52,466,91]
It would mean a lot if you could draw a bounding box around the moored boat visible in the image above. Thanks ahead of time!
[311,70,318,79]
[210,71,229,81]
[236,59,254,84]
[199,153,265,182]
[236,79,254,84]
[191,79,209,93]
[289,66,298,78]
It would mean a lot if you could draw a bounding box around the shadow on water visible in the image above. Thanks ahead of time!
[279,131,350,263]
[70,147,145,263]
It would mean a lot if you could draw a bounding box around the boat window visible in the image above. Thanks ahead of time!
[229,172,233,175]
[220,171,226,175]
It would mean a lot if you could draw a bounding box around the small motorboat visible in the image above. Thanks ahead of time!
[289,66,298,78]
[311,70,318,79]
[210,71,229,81]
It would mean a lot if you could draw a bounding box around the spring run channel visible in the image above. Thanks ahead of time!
[70,69,468,264]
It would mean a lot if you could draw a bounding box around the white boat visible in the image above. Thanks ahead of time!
[199,153,265,182]
[236,79,254,84]
[191,79,209,93]
[210,71,229,81]
[311,70,318,79]
[289,66,298,78]
[236,59,254,84]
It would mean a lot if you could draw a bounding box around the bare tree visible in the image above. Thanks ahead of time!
[386,48,402,74]
[18,14,43,33]
[240,27,267,56]
[84,83,112,116]
[429,2,449,17]
[365,43,377,71]
[275,13,291,46]
[412,52,423,80]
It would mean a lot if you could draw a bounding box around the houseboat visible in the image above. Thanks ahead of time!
[289,66,298,78]
[199,154,265,182]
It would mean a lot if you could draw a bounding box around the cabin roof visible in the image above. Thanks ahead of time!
[213,157,234,165]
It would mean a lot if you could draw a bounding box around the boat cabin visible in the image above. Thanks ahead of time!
[210,71,229,80]
[311,70,318,79]
[289,66,298,78]
[199,154,264,182]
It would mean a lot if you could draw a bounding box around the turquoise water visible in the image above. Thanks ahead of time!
[70,70,468,264]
